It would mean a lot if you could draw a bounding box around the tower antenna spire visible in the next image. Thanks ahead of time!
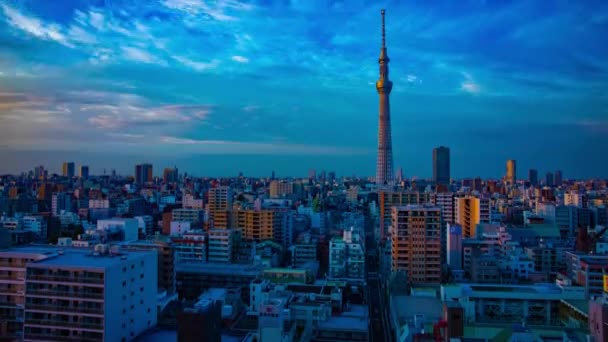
[381,9,386,48]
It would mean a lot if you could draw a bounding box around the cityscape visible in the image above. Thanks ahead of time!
[1,1,608,342]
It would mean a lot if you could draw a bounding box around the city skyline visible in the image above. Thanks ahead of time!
[1,1,607,178]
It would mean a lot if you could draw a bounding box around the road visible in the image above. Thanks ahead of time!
[366,221,392,342]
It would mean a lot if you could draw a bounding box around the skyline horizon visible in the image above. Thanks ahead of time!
[0,148,592,181]
[1,1,607,178]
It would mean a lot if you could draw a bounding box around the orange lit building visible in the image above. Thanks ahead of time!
[379,191,431,241]
[391,205,442,284]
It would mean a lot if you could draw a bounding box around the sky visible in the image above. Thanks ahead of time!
[0,0,607,179]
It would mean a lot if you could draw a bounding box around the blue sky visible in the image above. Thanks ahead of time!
[0,0,607,178]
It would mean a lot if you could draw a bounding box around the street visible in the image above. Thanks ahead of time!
[366,223,392,342]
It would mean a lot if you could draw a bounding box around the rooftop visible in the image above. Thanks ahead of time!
[317,304,368,332]
[391,295,443,327]
[176,261,263,276]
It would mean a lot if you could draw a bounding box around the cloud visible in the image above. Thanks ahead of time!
[1,4,71,47]
[242,105,260,112]
[122,46,164,65]
[173,56,220,71]
[231,55,249,63]
[460,72,481,94]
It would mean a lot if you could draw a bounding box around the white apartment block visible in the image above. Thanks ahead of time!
[97,218,139,242]
[22,216,47,238]
[208,229,234,263]
[329,228,365,281]
[172,231,207,262]
[0,245,158,342]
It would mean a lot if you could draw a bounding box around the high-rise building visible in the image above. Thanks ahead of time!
[0,246,158,342]
[506,159,516,183]
[375,9,394,187]
[163,167,178,183]
[208,229,234,263]
[546,172,554,187]
[555,170,563,186]
[269,181,293,198]
[62,162,75,178]
[79,165,89,179]
[308,169,316,180]
[378,191,431,241]
[433,146,450,185]
[528,169,538,186]
[447,224,463,270]
[390,205,442,284]
[396,167,404,183]
[51,192,72,217]
[208,186,233,229]
[232,210,280,242]
[431,192,456,224]
[135,163,153,184]
[455,196,490,238]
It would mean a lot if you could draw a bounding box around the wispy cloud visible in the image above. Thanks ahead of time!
[460,72,481,94]
[173,56,220,71]
[231,55,249,63]
[1,4,71,47]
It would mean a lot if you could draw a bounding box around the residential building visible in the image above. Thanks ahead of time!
[183,193,204,209]
[171,208,204,227]
[122,239,176,294]
[97,218,139,242]
[269,181,293,198]
[207,229,234,263]
[172,231,207,263]
[447,224,463,270]
[22,216,47,238]
[455,196,490,238]
[207,186,233,229]
[379,191,431,241]
[162,167,178,183]
[391,205,442,284]
[565,252,608,298]
[329,227,365,281]
[233,210,279,242]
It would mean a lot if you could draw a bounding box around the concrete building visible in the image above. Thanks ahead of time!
[207,186,233,229]
[432,146,450,185]
[97,218,139,242]
[52,192,72,217]
[62,162,75,178]
[447,224,463,270]
[89,199,110,209]
[546,172,554,187]
[233,210,279,242]
[79,165,89,179]
[134,163,153,184]
[162,167,178,183]
[22,216,47,238]
[291,243,317,268]
[565,191,587,208]
[0,245,157,342]
[207,229,234,263]
[122,239,176,294]
[432,192,456,225]
[269,181,293,198]
[379,191,431,241]
[375,9,394,187]
[506,159,516,183]
[391,205,442,284]
[589,296,608,342]
[329,228,365,281]
[525,241,572,277]
[182,193,204,209]
[441,282,586,326]
[134,215,154,237]
[176,263,263,300]
[171,208,204,228]
[566,252,608,298]
[172,231,207,263]
[528,169,538,186]
[455,196,490,238]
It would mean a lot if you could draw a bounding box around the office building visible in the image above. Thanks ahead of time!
[390,205,442,284]
[528,169,538,186]
[79,165,90,179]
[52,192,72,217]
[565,191,588,208]
[432,146,450,185]
[455,196,490,238]
[172,208,204,227]
[555,170,563,186]
[375,9,394,187]
[329,228,365,281]
[0,246,157,342]
[546,172,554,187]
[506,159,516,183]
[62,162,75,178]
[22,216,47,238]
[163,167,178,183]
[269,180,293,198]
[134,163,153,184]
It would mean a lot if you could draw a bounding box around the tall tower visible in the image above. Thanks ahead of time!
[375,9,394,187]
[506,159,516,183]
[433,146,451,185]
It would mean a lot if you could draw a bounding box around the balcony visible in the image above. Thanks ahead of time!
[24,333,102,342]
[27,275,104,285]
[26,304,104,315]
[26,319,103,331]
[27,289,104,301]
